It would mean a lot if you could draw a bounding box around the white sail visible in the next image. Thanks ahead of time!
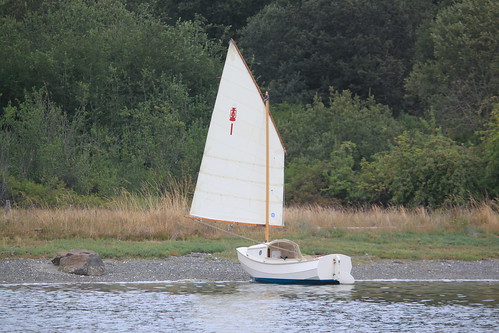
[188,40,285,227]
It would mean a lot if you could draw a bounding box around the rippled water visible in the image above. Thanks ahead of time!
[1,281,497,332]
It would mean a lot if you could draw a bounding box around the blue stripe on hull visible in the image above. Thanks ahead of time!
[254,277,340,285]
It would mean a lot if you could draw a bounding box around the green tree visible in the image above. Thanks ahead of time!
[240,0,434,111]
[277,89,407,205]
[358,131,483,207]
[1,89,95,194]
[0,0,45,20]
[406,0,499,141]
[0,0,222,200]
[478,105,499,197]
[0,126,10,202]
[279,89,404,165]
[285,158,330,205]
[322,141,358,202]
[0,87,206,199]
[0,0,222,127]
[126,0,271,39]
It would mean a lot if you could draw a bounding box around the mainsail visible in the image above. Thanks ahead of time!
[188,40,285,227]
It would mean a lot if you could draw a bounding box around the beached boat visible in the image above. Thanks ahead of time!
[187,40,354,284]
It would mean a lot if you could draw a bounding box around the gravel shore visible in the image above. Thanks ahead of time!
[1,254,498,284]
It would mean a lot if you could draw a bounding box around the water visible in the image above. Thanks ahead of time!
[1,281,497,332]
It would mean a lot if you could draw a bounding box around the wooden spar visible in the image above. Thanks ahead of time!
[265,91,270,243]
[185,214,282,227]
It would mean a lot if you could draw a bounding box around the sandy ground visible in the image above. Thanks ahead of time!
[0,254,498,284]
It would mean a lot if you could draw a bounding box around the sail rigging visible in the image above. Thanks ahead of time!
[187,40,285,228]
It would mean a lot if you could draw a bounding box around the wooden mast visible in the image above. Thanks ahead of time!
[265,91,270,243]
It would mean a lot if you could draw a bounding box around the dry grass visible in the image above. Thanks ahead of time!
[1,193,497,260]
[283,201,498,234]
[1,187,497,242]
[1,179,206,241]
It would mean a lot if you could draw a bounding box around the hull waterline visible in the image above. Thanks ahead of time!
[237,244,355,285]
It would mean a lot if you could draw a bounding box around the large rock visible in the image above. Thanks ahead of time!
[52,249,106,276]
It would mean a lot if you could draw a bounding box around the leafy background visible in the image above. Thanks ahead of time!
[0,0,497,208]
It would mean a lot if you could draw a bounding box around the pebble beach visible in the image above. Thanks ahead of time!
[1,253,498,284]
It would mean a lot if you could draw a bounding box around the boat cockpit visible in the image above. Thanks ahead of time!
[267,239,303,260]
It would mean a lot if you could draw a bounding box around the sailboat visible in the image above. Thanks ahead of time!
[187,40,354,285]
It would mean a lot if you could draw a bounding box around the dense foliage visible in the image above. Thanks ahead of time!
[0,0,222,201]
[0,0,497,208]
[406,0,498,141]
[239,0,435,111]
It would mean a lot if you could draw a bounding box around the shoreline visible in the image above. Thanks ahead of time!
[1,254,498,284]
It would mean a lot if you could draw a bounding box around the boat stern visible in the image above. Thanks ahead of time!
[318,254,355,284]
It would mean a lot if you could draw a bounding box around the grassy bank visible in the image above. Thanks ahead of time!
[1,194,497,261]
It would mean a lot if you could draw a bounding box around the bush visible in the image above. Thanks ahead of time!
[358,131,483,207]
[5,176,103,207]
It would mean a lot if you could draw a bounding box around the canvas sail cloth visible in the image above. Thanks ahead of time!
[188,40,285,227]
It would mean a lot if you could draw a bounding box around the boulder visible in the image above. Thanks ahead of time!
[52,249,106,276]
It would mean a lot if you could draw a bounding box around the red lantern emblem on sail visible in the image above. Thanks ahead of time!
[229,107,237,135]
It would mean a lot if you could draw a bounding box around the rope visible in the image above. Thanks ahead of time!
[192,218,264,244]
[191,218,303,258]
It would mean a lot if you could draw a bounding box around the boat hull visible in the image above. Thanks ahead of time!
[253,277,339,285]
[237,245,355,285]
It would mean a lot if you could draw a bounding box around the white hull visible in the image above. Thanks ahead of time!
[237,243,355,285]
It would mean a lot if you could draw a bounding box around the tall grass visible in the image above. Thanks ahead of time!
[1,179,497,246]
[282,201,498,235]
[1,179,204,241]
